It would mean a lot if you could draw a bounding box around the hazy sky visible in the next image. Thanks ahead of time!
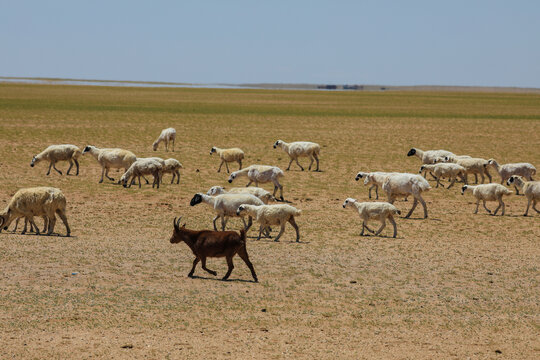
[2,1,539,87]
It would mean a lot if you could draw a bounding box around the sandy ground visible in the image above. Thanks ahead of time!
[0,84,538,359]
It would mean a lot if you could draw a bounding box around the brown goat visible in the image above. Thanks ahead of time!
[169,217,258,282]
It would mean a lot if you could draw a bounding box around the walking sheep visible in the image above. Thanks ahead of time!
[461,184,512,215]
[163,158,182,184]
[120,158,163,189]
[236,204,301,242]
[0,187,70,236]
[342,198,400,238]
[485,159,536,194]
[355,172,403,200]
[382,173,431,219]
[445,157,492,184]
[207,186,274,204]
[153,127,176,151]
[82,145,137,183]
[407,148,455,178]
[418,163,466,189]
[30,144,82,176]
[190,193,264,231]
[210,147,244,173]
[507,176,540,216]
[228,165,285,201]
[273,140,321,171]
[170,217,258,282]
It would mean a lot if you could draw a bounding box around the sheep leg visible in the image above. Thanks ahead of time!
[201,257,217,276]
[374,219,387,236]
[362,222,375,234]
[212,215,219,231]
[496,198,506,216]
[56,210,71,236]
[295,158,304,171]
[176,170,180,184]
[474,200,480,214]
[257,225,263,240]
[172,138,175,152]
[273,222,286,242]
[74,159,80,175]
[220,214,227,231]
[12,218,20,233]
[389,216,397,238]
[27,216,40,235]
[308,156,314,171]
[141,175,149,184]
[524,198,531,216]
[188,258,200,277]
[99,167,105,183]
[67,160,74,175]
[418,195,428,219]
[20,218,26,234]
[474,173,479,184]
[313,153,320,171]
[484,169,492,182]
[217,160,224,173]
[273,180,284,201]
[105,168,114,182]
[428,171,437,180]
[225,162,230,173]
[237,246,258,282]
[138,175,142,188]
[42,216,48,233]
[513,185,520,195]
[368,185,374,199]
[447,177,456,189]
[286,158,293,171]
[245,216,253,231]
[288,216,300,242]
[482,200,492,214]
[246,180,253,187]
[435,175,442,188]
[374,186,379,200]
[47,214,56,235]
[238,159,242,170]
[405,198,418,218]
[532,199,540,213]
[222,256,234,281]
[46,162,53,176]
[52,162,63,175]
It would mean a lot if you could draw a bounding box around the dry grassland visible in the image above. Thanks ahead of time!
[0,83,539,359]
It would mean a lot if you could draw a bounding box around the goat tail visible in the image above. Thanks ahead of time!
[239,228,246,242]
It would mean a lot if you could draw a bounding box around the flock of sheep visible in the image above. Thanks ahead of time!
[1,126,538,281]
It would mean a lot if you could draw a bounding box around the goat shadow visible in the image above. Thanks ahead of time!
[187,274,257,283]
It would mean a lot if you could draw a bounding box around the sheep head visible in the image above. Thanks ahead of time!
[342,198,357,209]
[190,194,203,206]
[30,156,38,167]
[273,140,282,149]
[82,145,93,154]
[228,172,238,183]
[236,205,247,216]
[407,148,416,156]
[355,172,366,181]
[461,185,469,195]
[210,147,217,155]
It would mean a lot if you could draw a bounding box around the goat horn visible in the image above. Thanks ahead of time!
[175,216,182,228]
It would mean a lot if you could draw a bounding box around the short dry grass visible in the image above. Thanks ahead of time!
[0,83,539,359]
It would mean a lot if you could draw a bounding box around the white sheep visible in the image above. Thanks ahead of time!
[445,157,492,184]
[418,163,466,189]
[407,148,455,178]
[30,144,82,176]
[342,198,401,238]
[461,184,512,215]
[152,127,176,151]
[190,193,264,231]
[207,186,274,204]
[355,171,406,200]
[382,173,431,219]
[82,145,137,183]
[236,204,301,242]
[210,147,244,173]
[486,159,536,194]
[0,187,70,236]
[163,158,183,184]
[273,140,321,171]
[228,165,285,201]
[506,176,540,216]
[120,158,163,189]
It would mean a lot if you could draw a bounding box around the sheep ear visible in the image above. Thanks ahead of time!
[182,223,186,228]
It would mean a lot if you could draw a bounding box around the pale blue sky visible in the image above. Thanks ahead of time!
[1,1,539,87]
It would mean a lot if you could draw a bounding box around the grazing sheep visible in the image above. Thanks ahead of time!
[163,158,182,184]
[342,198,401,238]
[445,157,492,184]
[407,148,455,178]
[273,140,321,171]
[153,127,176,151]
[30,144,82,176]
[170,217,257,282]
[486,159,536,194]
[507,176,540,216]
[190,193,264,231]
[355,172,406,200]
[120,158,163,189]
[418,163,466,189]
[210,147,244,173]
[382,173,431,219]
[207,186,274,204]
[461,184,512,215]
[0,187,70,236]
[228,165,285,201]
[82,145,137,183]
[236,204,301,242]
